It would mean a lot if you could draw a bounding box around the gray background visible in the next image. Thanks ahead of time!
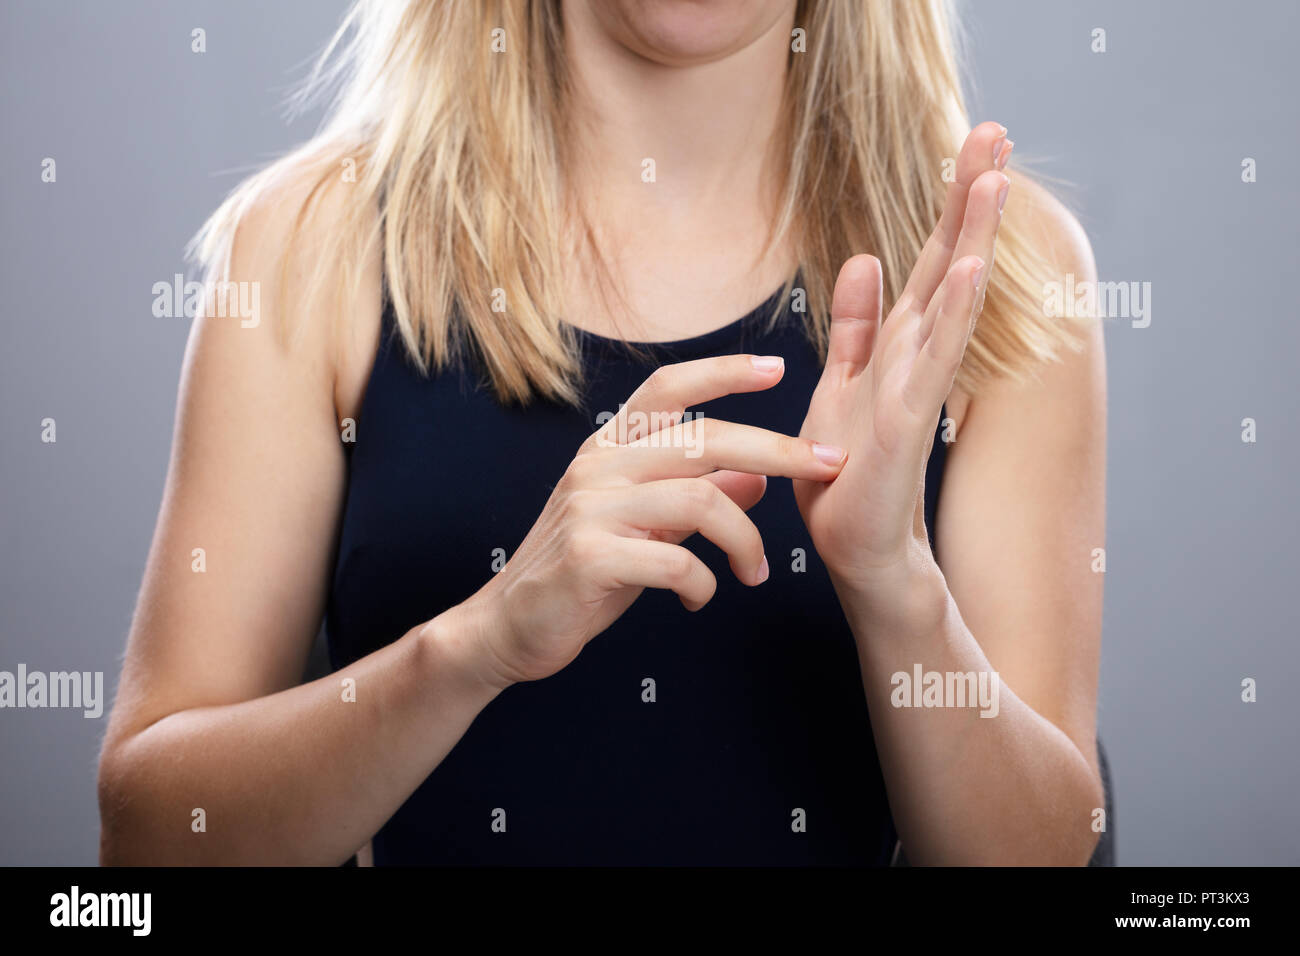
[1,0,1296,865]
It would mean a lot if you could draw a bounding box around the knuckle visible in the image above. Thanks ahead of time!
[663,548,695,582]
[682,478,719,511]
[642,364,672,397]
[695,573,718,605]
[564,487,597,521]
[566,530,602,568]
[691,415,716,444]
[562,451,599,488]
[973,168,1008,200]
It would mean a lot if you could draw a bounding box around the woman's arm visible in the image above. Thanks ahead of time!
[855,182,1106,865]
[97,179,508,865]
[795,123,1106,863]
[853,183,1106,861]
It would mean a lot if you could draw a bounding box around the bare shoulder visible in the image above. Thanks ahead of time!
[1003,172,1096,282]
[947,171,1104,433]
[192,155,383,424]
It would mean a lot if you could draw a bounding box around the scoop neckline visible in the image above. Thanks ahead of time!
[562,280,793,355]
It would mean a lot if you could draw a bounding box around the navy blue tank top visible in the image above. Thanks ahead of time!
[327,284,949,865]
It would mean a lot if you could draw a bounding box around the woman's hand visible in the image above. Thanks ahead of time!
[457,354,849,687]
[794,123,1013,613]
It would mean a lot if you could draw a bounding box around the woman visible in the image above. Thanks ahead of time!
[97,0,1106,865]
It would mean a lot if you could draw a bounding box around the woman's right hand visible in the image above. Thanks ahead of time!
[453,354,850,687]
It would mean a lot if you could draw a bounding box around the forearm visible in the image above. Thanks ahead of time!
[839,564,1102,866]
[98,599,503,865]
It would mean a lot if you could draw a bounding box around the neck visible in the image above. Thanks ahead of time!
[562,6,793,209]
[557,2,797,336]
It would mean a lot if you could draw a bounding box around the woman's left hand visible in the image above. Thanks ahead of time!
[794,123,1013,616]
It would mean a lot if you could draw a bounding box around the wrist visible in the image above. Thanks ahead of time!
[417,592,516,700]
[830,548,951,643]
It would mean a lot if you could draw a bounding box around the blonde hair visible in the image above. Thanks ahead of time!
[191,0,1079,405]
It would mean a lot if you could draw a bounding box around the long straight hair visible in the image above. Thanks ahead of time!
[191,0,1079,405]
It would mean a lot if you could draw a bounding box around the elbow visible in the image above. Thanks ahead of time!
[1077,828,1103,867]
[1036,731,1108,866]
[96,745,139,866]
[1001,764,1106,866]
[97,737,169,867]
[1071,769,1107,866]
[1042,766,1105,867]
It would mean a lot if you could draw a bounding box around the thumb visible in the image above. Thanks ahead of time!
[824,254,882,380]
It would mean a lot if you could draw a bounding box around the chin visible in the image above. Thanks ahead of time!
[583,0,793,66]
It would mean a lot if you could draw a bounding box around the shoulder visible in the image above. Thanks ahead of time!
[1003,172,1097,286]
[190,151,383,422]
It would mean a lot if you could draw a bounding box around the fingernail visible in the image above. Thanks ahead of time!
[997,176,1010,214]
[971,260,986,289]
[996,139,1014,170]
[751,355,784,371]
[756,555,770,585]
[812,443,846,465]
[992,134,1006,165]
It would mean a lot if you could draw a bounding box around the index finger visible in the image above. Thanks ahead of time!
[896,121,1010,315]
[611,418,847,483]
[585,353,787,450]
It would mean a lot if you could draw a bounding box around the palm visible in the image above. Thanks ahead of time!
[795,307,923,574]
[793,122,1013,585]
